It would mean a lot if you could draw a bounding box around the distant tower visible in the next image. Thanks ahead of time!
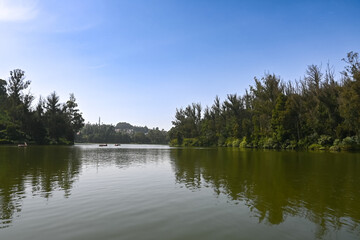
[99,117,101,126]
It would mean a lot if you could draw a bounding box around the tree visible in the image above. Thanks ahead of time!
[271,93,288,143]
[250,74,283,138]
[45,92,65,141]
[339,52,360,136]
[0,79,6,105]
[169,51,360,149]
[0,69,85,145]
[65,93,84,142]
[171,103,202,139]
[7,69,31,106]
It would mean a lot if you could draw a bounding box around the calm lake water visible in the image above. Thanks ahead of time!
[0,144,360,240]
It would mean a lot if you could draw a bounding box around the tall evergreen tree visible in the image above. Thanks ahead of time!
[169,52,360,150]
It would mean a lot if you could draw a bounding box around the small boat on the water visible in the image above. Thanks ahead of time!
[99,144,107,147]
[18,142,27,147]
[115,144,120,146]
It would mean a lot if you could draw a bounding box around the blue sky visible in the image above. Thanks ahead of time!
[0,0,359,130]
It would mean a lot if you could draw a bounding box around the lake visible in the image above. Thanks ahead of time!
[0,144,360,239]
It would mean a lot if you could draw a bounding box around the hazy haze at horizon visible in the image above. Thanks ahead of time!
[0,0,359,130]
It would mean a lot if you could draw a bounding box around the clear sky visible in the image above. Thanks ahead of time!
[0,0,359,130]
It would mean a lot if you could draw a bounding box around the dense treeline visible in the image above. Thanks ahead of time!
[115,122,149,133]
[76,123,169,144]
[169,52,360,151]
[0,69,84,145]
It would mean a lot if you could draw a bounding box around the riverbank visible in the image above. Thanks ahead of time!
[170,135,360,152]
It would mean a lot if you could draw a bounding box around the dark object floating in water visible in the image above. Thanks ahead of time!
[18,142,27,147]
[99,144,107,147]
[115,144,120,146]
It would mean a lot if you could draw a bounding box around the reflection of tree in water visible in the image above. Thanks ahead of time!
[170,148,360,238]
[0,146,82,228]
[80,147,170,169]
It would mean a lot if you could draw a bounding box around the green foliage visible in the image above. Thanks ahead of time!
[337,136,359,150]
[76,122,168,144]
[134,132,149,143]
[338,52,360,136]
[329,145,341,152]
[263,137,278,149]
[285,140,298,150]
[169,138,179,146]
[239,137,248,148]
[169,52,360,151]
[169,137,201,147]
[318,135,333,146]
[0,79,7,107]
[232,138,241,147]
[182,138,201,147]
[308,144,324,151]
[0,69,84,145]
[116,122,149,133]
[341,136,358,145]
[225,137,235,147]
[217,135,226,147]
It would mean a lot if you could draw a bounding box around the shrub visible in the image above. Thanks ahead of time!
[170,139,178,146]
[263,137,276,149]
[342,136,357,146]
[58,138,72,145]
[329,145,340,151]
[217,136,226,147]
[308,143,323,150]
[333,139,341,146]
[232,139,241,147]
[318,135,333,146]
[297,139,307,149]
[225,137,236,147]
[307,133,319,145]
[285,140,297,150]
[239,137,247,148]
[183,138,201,147]
[0,138,12,144]
[340,136,359,150]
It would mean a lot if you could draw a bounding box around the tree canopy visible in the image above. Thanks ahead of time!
[0,69,84,145]
[169,52,360,151]
[76,122,168,144]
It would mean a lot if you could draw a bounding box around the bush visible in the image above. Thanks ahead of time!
[232,139,241,147]
[297,139,307,149]
[329,145,340,151]
[285,140,297,150]
[217,135,226,147]
[340,136,359,150]
[169,139,178,146]
[333,139,341,146]
[239,137,248,148]
[318,135,333,146]
[225,137,236,147]
[183,138,201,147]
[58,138,72,145]
[0,138,12,144]
[308,143,323,150]
[263,137,277,149]
[342,136,357,145]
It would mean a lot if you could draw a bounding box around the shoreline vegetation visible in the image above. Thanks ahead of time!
[75,122,169,144]
[0,69,84,145]
[1,51,360,152]
[169,52,360,152]
[0,69,168,146]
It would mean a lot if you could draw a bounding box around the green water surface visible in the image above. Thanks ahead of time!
[0,145,359,239]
